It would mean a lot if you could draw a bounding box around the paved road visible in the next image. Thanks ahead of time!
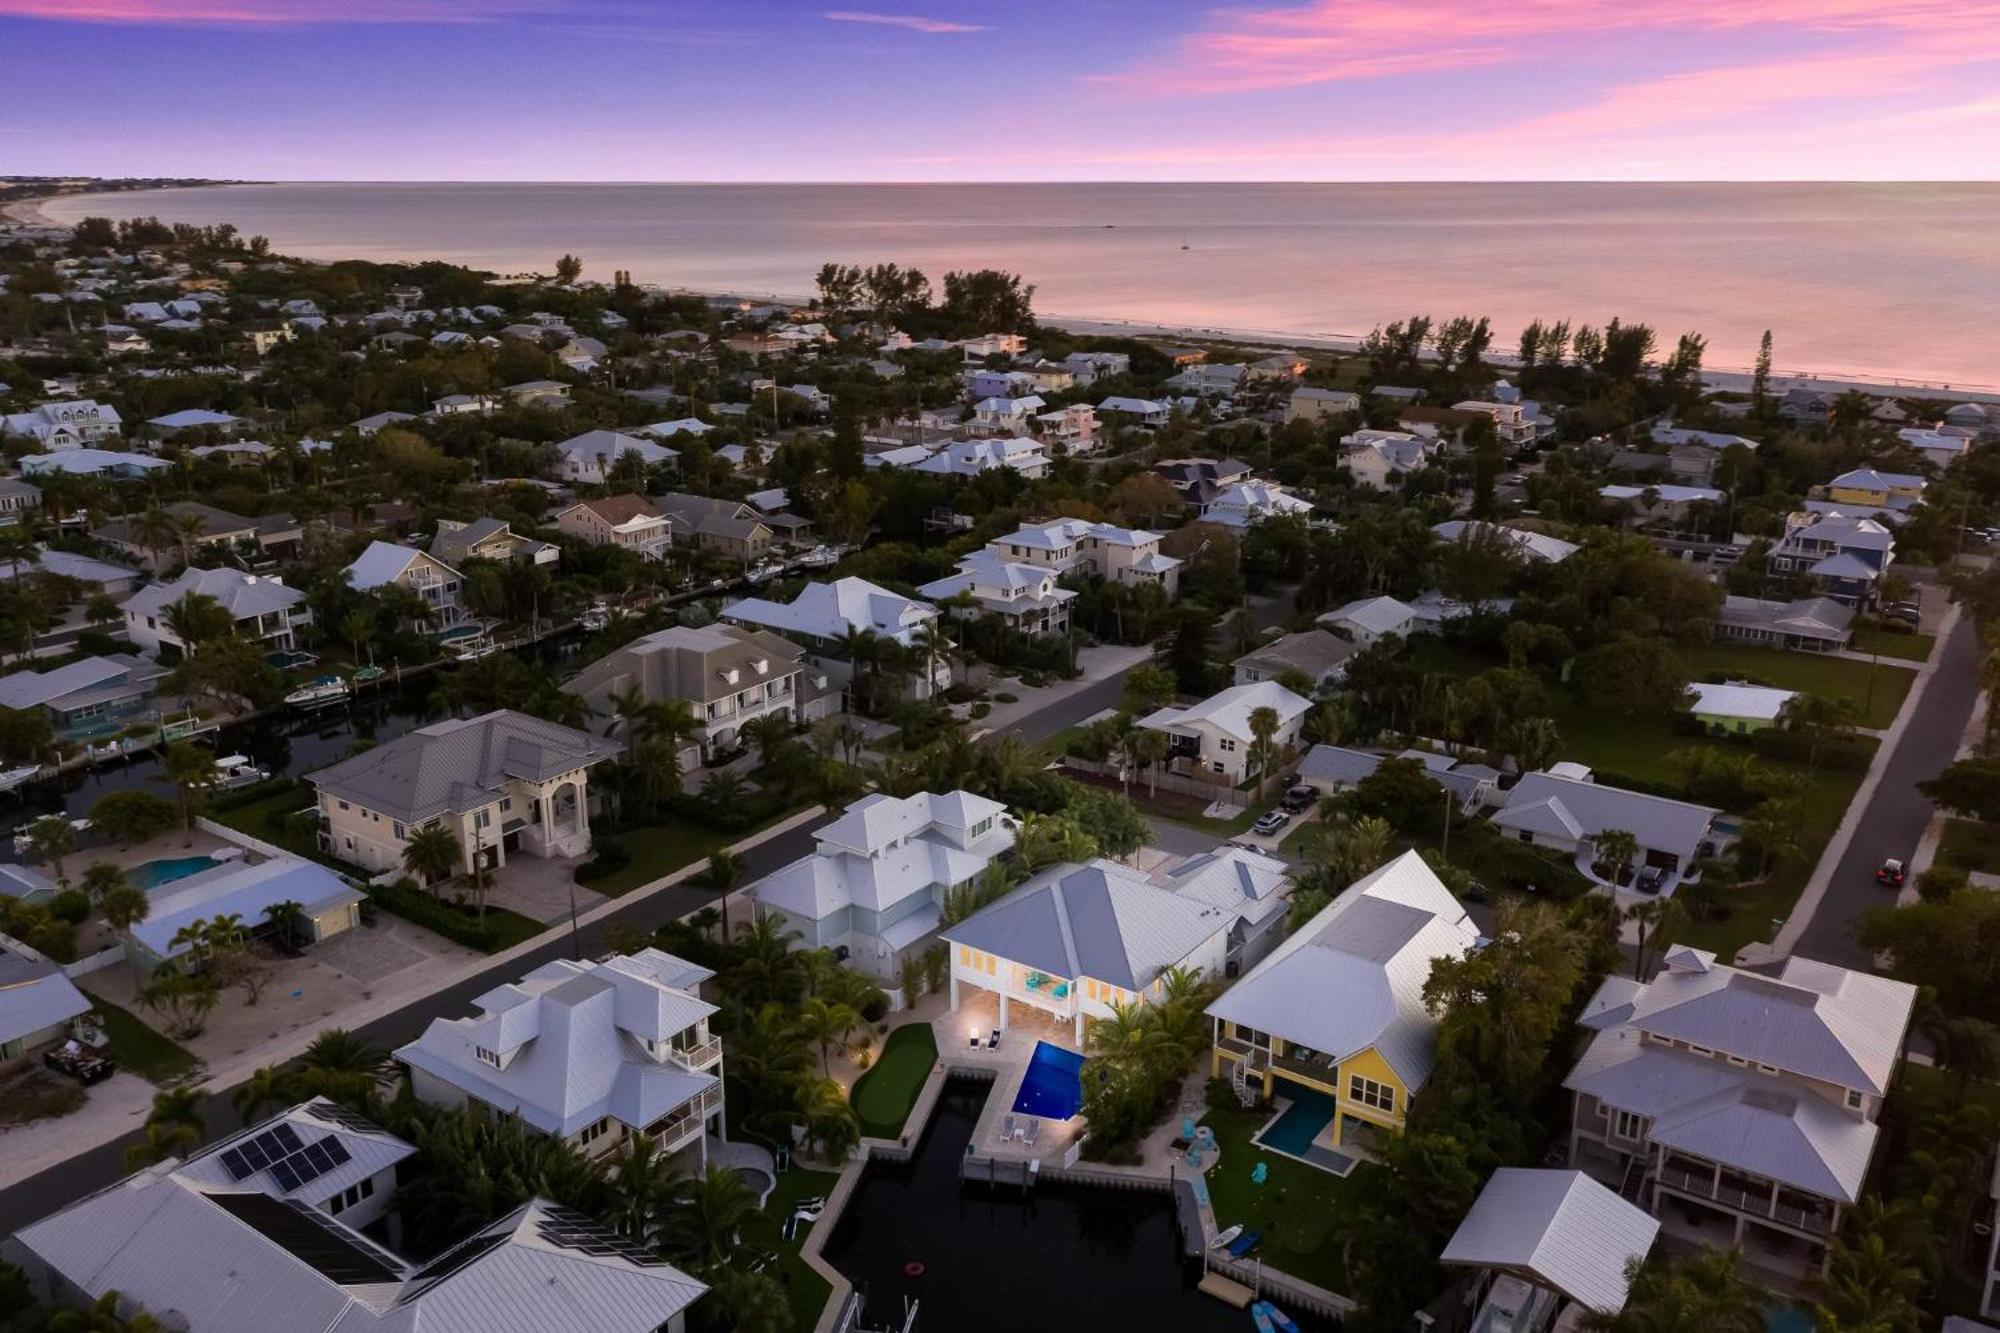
[1792,611,1986,968]
[0,587,1308,1236]
[0,818,825,1239]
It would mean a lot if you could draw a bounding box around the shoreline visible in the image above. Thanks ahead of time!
[16,186,2000,401]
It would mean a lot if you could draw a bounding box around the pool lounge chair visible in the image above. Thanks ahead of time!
[987,1028,1001,1049]
[1024,1118,1041,1147]
[1002,1114,1017,1141]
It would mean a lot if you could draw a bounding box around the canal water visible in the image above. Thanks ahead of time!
[823,1077,1334,1333]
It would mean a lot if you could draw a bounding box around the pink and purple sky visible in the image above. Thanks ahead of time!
[7,0,2000,180]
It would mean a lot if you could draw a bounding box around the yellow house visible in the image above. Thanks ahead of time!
[1814,467,1925,515]
[1207,850,1478,1159]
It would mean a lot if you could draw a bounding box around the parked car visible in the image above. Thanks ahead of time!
[1251,810,1292,837]
[1279,785,1317,813]
[1876,858,1906,887]
[1635,865,1665,895]
[43,1042,116,1085]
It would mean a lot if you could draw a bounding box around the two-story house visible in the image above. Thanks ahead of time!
[970,395,1045,435]
[918,548,1076,636]
[1341,430,1430,490]
[565,624,826,769]
[344,540,466,627]
[553,429,679,484]
[397,949,726,1167]
[723,577,951,700]
[1200,479,1317,529]
[650,492,776,564]
[431,516,559,569]
[1287,387,1361,424]
[909,437,1051,480]
[749,790,1016,981]
[1209,850,1480,1160]
[1565,946,1916,1278]
[98,501,304,572]
[1767,511,1895,606]
[0,479,40,528]
[121,566,311,657]
[554,494,673,561]
[1,399,123,451]
[983,518,1183,597]
[1138,680,1311,785]
[1033,403,1098,454]
[309,710,619,876]
[1152,457,1251,512]
[1233,629,1356,692]
[1808,467,1926,522]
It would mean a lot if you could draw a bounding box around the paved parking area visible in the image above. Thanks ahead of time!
[312,926,428,983]
[482,854,607,924]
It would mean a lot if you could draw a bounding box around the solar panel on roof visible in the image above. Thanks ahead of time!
[202,1192,403,1286]
[306,1102,383,1134]
[269,1159,304,1193]
[402,1232,507,1291]
[218,1147,254,1181]
[533,1204,665,1267]
[271,1123,304,1153]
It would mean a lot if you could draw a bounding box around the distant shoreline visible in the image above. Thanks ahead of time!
[18,184,2000,403]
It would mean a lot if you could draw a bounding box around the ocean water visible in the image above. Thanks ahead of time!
[43,181,2000,388]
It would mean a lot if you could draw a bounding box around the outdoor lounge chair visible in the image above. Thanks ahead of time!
[969,1030,982,1048]
[1024,1118,1041,1147]
[780,1214,801,1242]
[987,1028,1001,1049]
[1002,1114,1017,1141]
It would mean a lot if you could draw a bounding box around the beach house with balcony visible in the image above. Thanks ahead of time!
[943,859,1236,1042]
[1138,680,1311,786]
[342,540,466,627]
[121,566,310,657]
[918,549,1076,636]
[983,518,1184,597]
[1565,946,1915,1279]
[1208,850,1480,1160]
[397,949,725,1166]
[554,494,673,561]
[553,429,678,484]
[2,399,122,450]
[1767,511,1894,606]
[1341,430,1430,490]
[565,623,825,769]
[749,790,1016,981]
[431,516,559,569]
[309,710,619,876]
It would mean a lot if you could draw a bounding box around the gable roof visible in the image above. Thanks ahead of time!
[1492,772,1719,861]
[1206,851,1478,1091]
[344,539,458,591]
[130,857,364,960]
[724,577,938,646]
[1138,680,1311,744]
[0,932,92,1045]
[122,566,303,622]
[1441,1169,1659,1314]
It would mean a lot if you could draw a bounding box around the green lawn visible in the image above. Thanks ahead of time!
[82,989,198,1085]
[586,806,807,896]
[739,1164,842,1333]
[1200,1103,1383,1296]
[208,783,335,865]
[1938,818,2000,876]
[1851,627,1936,663]
[850,1023,938,1139]
[1685,643,1914,729]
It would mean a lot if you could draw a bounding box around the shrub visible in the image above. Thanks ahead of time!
[1917,866,1967,902]
[995,692,1019,704]
[367,880,517,952]
[575,834,631,883]
[1750,727,1872,773]
[47,889,90,924]
[858,991,889,1024]
[970,702,991,720]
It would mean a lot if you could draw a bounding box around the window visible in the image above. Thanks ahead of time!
[1212,761,1226,774]
[1846,1089,1864,1110]
[1613,1109,1647,1141]
[1218,738,1237,752]
[577,1117,612,1148]
[476,1046,501,1068]
[958,946,972,967]
[392,822,405,840]
[474,810,491,830]
[338,800,350,811]
[500,798,511,811]
[328,1177,375,1216]
[1348,1075,1395,1114]
[1687,1044,1713,1057]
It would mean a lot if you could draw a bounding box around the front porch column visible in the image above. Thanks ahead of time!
[999,993,1009,1029]
[949,974,959,1008]
[1073,1009,1083,1044]
[1732,1213,1747,1245]
[541,784,555,845]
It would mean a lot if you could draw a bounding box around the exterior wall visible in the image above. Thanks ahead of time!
[312,901,360,942]
[0,1019,69,1067]
[318,769,594,874]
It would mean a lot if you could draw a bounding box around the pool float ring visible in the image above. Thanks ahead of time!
[903,1261,926,1278]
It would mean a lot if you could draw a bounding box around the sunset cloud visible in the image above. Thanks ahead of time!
[822,10,987,33]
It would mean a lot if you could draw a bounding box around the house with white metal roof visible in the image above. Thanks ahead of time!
[1433,519,1579,564]
[1233,629,1356,692]
[1564,946,1915,1278]
[0,932,92,1067]
[309,710,620,877]
[0,653,167,742]
[1138,680,1311,786]
[126,856,365,969]
[398,949,724,1164]
[1341,429,1429,490]
[1319,594,1418,645]
[343,540,465,627]
[723,576,950,698]
[7,1099,707,1333]
[749,790,1016,981]
[1768,511,1894,606]
[1715,594,1854,653]
[910,436,1051,480]
[918,549,1076,636]
[148,408,243,437]
[1688,681,1797,734]
[121,566,309,657]
[943,858,1237,1042]
[1440,1168,1660,1321]
[1200,479,1315,529]
[1208,850,1480,1160]
[983,517,1183,597]
[19,448,170,480]
[552,429,679,484]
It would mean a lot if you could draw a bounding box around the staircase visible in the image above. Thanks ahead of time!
[1230,1054,1259,1109]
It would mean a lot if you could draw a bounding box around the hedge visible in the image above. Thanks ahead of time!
[367,880,543,953]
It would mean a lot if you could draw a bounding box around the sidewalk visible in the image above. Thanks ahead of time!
[1739,603,1961,966]
[0,804,826,1189]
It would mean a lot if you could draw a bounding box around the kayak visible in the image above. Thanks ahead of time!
[1252,1301,1300,1333]
[1225,1229,1261,1258]
[1209,1224,1245,1251]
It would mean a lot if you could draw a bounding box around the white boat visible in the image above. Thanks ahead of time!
[208,755,269,790]
[0,764,42,793]
[579,605,610,632]
[744,561,783,584]
[284,675,351,709]
[1208,1224,1245,1251]
[13,817,89,856]
[453,639,501,663]
[798,545,839,569]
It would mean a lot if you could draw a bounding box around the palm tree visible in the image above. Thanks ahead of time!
[1623,898,1686,980]
[159,741,219,847]
[1920,1008,2000,1096]
[297,1028,387,1106]
[1815,1227,1925,1333]
[49,1290,164,1333]
[263,898,307,950]
[80,860,128,908]
[26,813,77,882]
[1246,704,1282,800]
[790,1076,862,1160]
[233,1065,291,1121]
[1589,1248,1767,1333]
[912,619,952,698]
[1743,798,1806,876]
[1594,828,1640,887]
[1507,715,1562,775]
[126,1087,206,1170]
[1133,727,1167,798]
[101,883,151,934]
[605,1131,682,1244]
[131,505,182,570]
[401,822,463,891]
[665,1165,763,1271]
[797,995,861,1077]
[162,591,232,656]
[339,607,376,666]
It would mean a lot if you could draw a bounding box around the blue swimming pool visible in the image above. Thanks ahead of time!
[1010,1041,1086,1120]
[1259,1085,1337,1157]
[131,855,220,892]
